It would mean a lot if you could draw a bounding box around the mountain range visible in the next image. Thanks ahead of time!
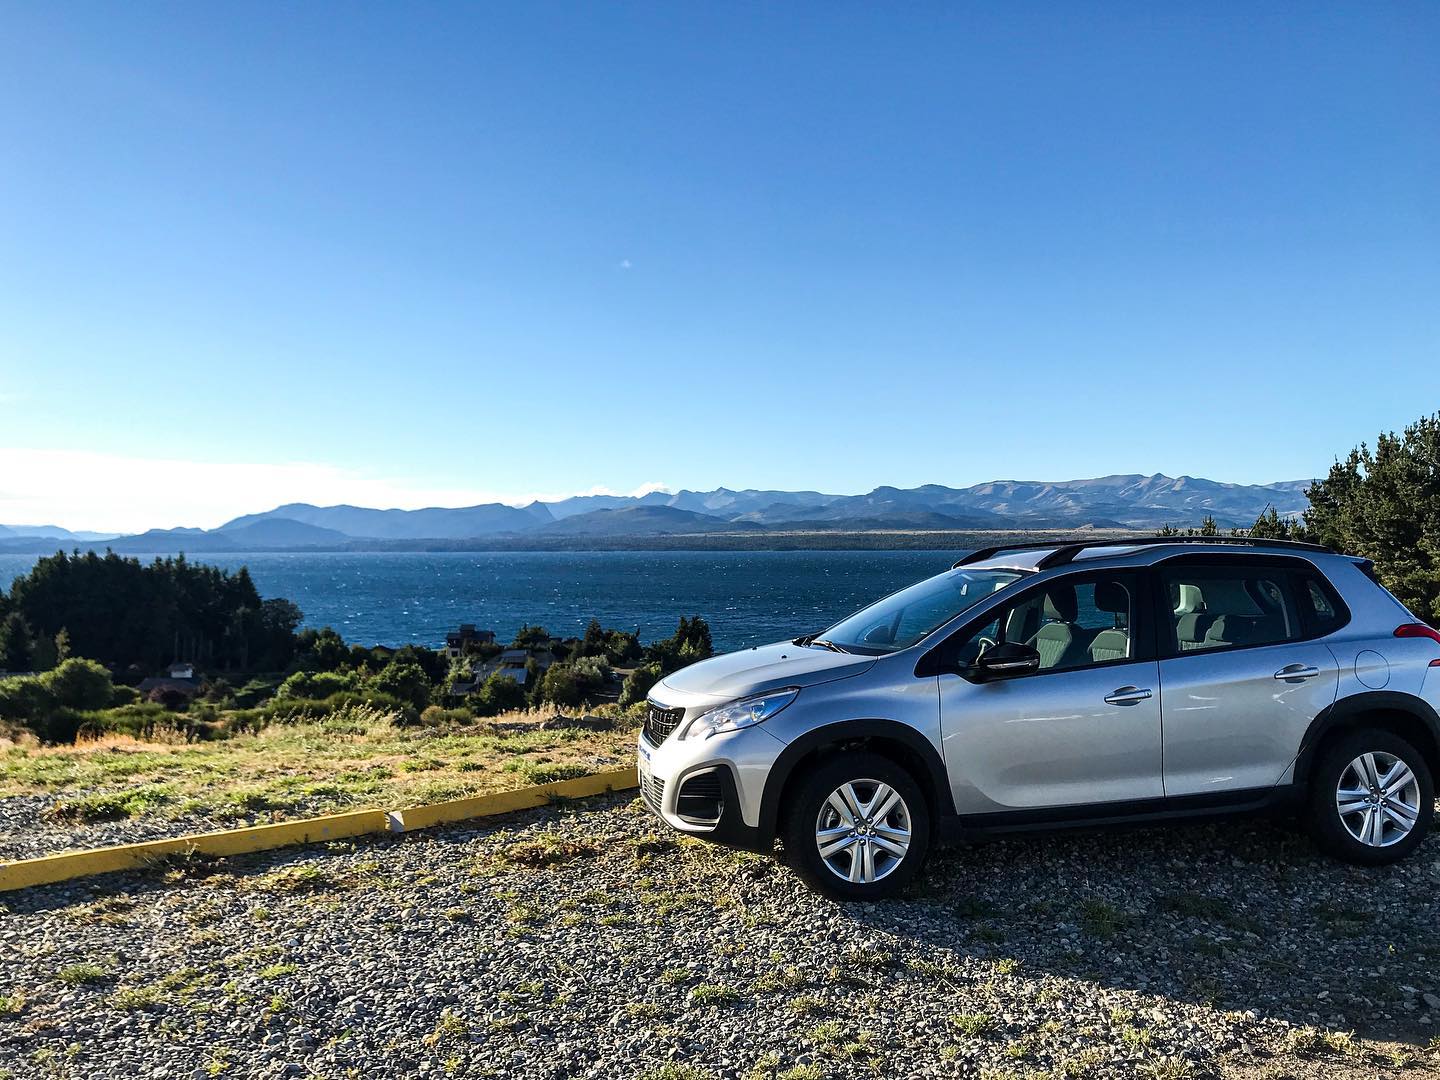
[0,474,1312,553]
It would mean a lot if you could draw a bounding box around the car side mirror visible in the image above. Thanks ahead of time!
[972,642,1041,680]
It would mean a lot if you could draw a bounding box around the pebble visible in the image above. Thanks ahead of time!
[2,795,1438,1077]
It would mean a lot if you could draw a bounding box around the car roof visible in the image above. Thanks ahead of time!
[956,536,1361,575]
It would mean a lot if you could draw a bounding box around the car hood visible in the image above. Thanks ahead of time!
[656,641,876,705]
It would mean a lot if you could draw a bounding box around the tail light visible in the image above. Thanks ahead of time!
[1395,623,1440,664]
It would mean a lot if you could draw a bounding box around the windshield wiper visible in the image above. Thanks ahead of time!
[808,638,848,653]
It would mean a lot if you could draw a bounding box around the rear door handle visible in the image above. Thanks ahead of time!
[1274,665,1321,681]
[1104,686,1152,706]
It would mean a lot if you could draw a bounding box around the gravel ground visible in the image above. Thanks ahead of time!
[0,795,273,863]
[3,795,1440,1080]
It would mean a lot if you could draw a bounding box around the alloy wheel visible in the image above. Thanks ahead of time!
[1336,751,1422,848]
[814,778,912,883]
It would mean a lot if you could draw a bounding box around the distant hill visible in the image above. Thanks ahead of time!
[535,506,751,536]
[219,501,544,539]
[3,472,1315,552]
[97,518,351,553]
[0,523,116,542]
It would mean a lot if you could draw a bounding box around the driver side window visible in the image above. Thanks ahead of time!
[951,575,1138,675]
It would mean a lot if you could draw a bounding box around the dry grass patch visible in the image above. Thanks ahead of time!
[1,706,638,829]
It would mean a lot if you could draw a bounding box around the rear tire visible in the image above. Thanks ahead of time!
[1308,729,1433,866]
[781,752,930,900]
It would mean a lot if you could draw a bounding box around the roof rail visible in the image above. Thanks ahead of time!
[954,535,1335,571]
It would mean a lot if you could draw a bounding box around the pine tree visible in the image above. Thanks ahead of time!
[1248,505,1290,539]
[0,612,35,672]
[1304,413,1440,621]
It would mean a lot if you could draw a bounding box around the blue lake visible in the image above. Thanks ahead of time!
[0,550,968,653]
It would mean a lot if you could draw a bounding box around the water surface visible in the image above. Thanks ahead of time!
[0,550,967,653]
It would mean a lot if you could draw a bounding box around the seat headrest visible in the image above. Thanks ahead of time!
[1042,585,1078,623]
[1094,580,1130,614]
[1173,583,1205,615]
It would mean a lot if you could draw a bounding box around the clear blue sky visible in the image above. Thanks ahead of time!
[2,3,1436,530]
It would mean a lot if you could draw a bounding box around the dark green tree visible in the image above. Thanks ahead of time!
[0,612,35,672]
[294,627,349,672]
[576,618,607,658]
[474,671,527,716]
[645,616,714,674]
[367,660,433,710]
[535,663,584,708]
[511,624,551,649]
[1304,413,1440,621]
[1248,505,1295,540]
[3,551,299,673]
[619,663,661,708]
[43,658,116,711]
[390,644,446,683]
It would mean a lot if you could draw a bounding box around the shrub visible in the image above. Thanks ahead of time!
[73,703,178,741]
[571,655,612,685]
[420,705,473,726]
[619,664,661,708]
[43,659,116,711]
[365,660,433,710]
[473,671,526,717]
[276,669,357,701]
[0,659,122,741]
[317,690,416,725]
[534,664,584,708]
[0,675,57,723]
[146,686,193,711]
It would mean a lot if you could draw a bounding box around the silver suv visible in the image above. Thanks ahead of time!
[637,538,1440,898]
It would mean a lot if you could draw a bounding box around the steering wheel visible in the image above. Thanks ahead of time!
[976,636,997,655]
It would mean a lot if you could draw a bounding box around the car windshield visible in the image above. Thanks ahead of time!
[816,568,1025,654]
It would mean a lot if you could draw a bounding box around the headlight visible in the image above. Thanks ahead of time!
[680,688,800,741]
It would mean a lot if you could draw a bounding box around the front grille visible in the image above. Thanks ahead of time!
[676,769,724,822]
[640,769,665,812]
[643,703,685,746]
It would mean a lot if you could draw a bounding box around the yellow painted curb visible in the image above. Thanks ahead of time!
[0,766,638,893]
[394,766,638,831]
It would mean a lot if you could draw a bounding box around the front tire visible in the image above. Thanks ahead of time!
[781,752,930,900]
[1309,729,1433,866]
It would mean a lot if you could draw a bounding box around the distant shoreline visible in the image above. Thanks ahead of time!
[0,528,1153,556]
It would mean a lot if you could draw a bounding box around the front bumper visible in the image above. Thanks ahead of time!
[636,725,780,853]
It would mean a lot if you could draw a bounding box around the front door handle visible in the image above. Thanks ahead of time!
[1104,686,1152,706]
[1274,664,1321,681]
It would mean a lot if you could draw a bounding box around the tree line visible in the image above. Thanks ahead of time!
[1222,413,1440,623]
[0,551,300,675]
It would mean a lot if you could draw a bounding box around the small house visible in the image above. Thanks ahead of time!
[445,624,497,659]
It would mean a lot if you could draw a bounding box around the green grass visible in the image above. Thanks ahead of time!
[951,1011,994,1037]
[493,829,597,868]
[688,984,741,1007]
[1079,899,1132,938]
[636,1067,717,1080]
[55,963,108,986]
[2,706,639,827]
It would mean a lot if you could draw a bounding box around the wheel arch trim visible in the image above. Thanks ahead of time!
[1294,691,1440,787]
[755,718,951,843]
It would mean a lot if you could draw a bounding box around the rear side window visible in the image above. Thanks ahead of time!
[1295,573,1348,637]
[1160,565,1301,654]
